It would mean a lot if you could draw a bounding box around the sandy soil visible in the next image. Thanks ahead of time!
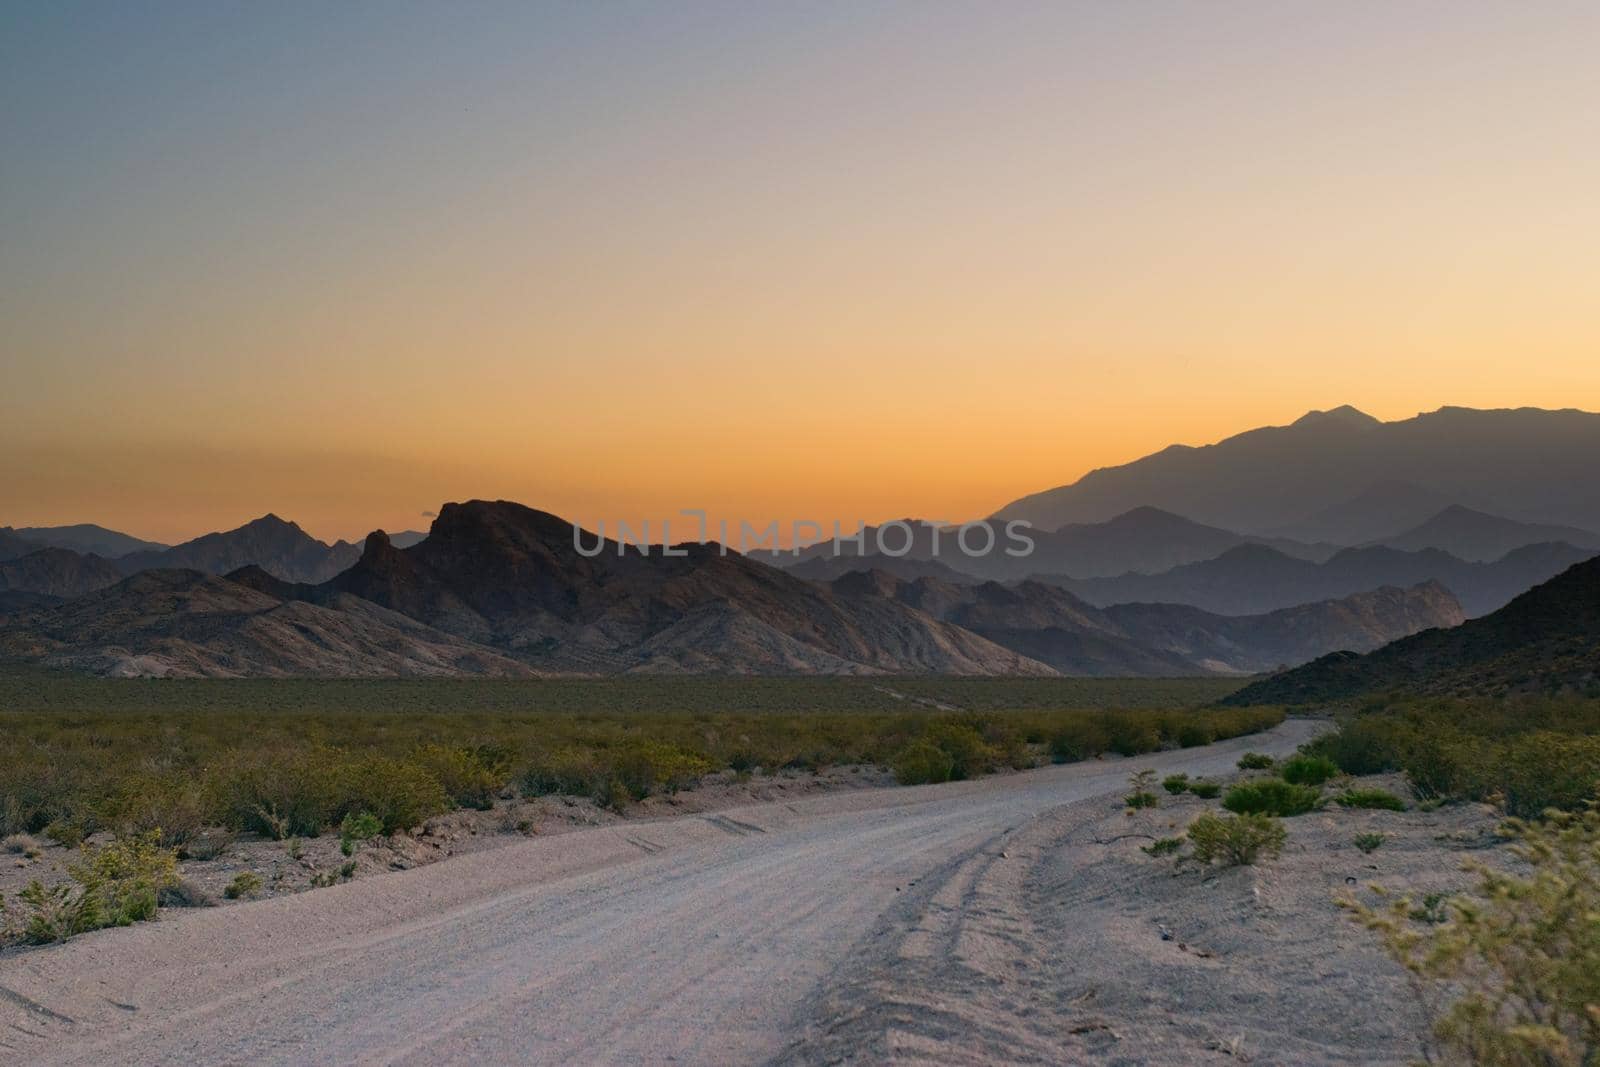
[0,764,896,908]
[0,721,1504,1066]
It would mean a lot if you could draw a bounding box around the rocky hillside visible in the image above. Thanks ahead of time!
[829,571,1462,677]
[319,501,1055,675]
[0,548,126,599]
[0,568,537,678]
[1225,556,1600,704]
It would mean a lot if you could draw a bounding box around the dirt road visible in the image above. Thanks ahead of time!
[1,720,1322,1066]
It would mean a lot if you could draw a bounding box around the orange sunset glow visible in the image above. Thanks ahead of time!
[5,3,1599,544]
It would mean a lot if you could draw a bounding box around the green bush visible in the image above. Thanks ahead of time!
[1237,752,1275,770]
[1354,832,1385,854]
[1106,717,1162,757]
[1141,836,1184,857]
[1336,788,1408,811]
[1188,780,1221,799]
[893,740,954,786]
[11,831,179,944]
[923,722,998,781]
[1187,812,1285,866]
[224,871,262,900]
[1345,810,1600,1065]
[339,811,382,856]
[1162,773,1190,795]
[1300,716,1407,775]
[1280,754,1340,786]
[1049,719,1110,763]
[1223,778,1322,817]
[413,744,513,810]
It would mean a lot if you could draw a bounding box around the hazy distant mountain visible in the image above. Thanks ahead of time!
[1266,480,1466,545]
[1226,556,1600,704]
[11,523,167,558]
[118,514,362,584]
[1106,582,1464,674]
[1368,505,1600,562]
[830,571,1461,677]
[787,553,980,584]
[994,406,1600,535]
[0,548,126,599]
[0,568,537,679]
[388,530,428,549]
[322,502,1055,675]
[1041,541,1595,617]
[772,507,1333,583]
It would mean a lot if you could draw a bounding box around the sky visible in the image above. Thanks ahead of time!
[4,1,1599,544]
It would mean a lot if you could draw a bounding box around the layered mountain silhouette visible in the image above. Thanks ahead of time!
[1366,505,1600,562]
[9,523,168,558]
[995,406,1600,535]
[772,507,1333,583]
[116,514,361,583]
[1042,541,1594,617]
[1226,555,1600,704]
[827,570,1461,677]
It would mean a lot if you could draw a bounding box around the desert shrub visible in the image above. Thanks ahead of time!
[413,743,514,810]
[1237,752,1275,770]
[44,819,87,849]
[609,739,715,800]
[1049,718,1110,763]
[159,879,215,908]
[1337,788,1408,811]
[103,773,207,847]
[923,722,999,781]
[893,740,954,786]
[1345,809,1600,1066]
[522,747,606,797]
[224,871,262,900]
[1105,716,1162,757]
[1175,720,1216,748]
[334,754,450,833]
[1125,769,1159,809]
[210,750,344,838]
[1187,812,1285,866]
[1354,832,1386,854]
[1300,716,1408,776]
[339,811,382,856]
[1188,780,1222,799]
[1142,836,1184,857]
[12,831,179,944]
[1223,778,1322,817]
[1280,754,1340,786]
[3,833,38,855]
[1162,773,1190,795]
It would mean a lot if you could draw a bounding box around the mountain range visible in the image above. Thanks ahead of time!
[5,405,1598,679]
[1226,554,1600,704]
[995,406,1600,536]
[0,500,1464,679]
[829,570,1460,677]
[1042,540,1592,617]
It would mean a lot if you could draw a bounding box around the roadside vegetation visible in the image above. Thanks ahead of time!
[1300,695,1600,1065]
[1300,696,1600,817]
[0,672,1281,946]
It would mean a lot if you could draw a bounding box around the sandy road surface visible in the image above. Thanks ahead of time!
[1,720,1322,1066]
